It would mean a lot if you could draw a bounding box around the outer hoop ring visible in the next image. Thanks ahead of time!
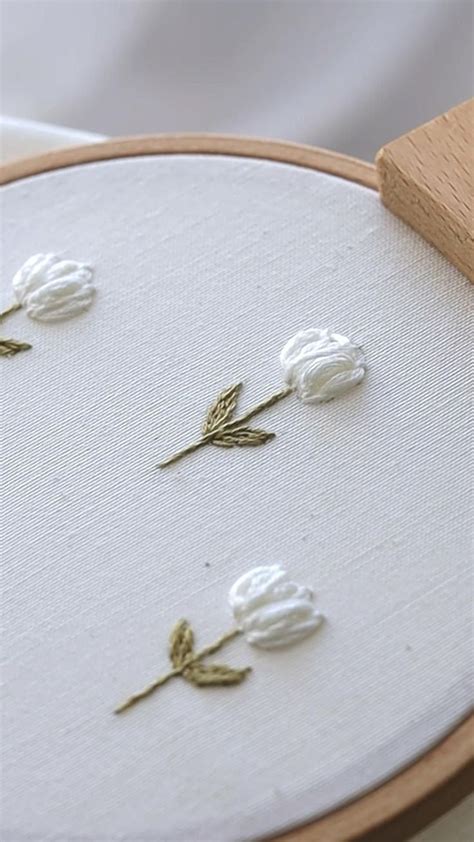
[2,134,472,842]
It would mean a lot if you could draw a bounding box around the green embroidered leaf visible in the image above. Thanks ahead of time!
[202,383,242,435]
[183,663,251,687]
[212,427,275,448]
[169,620,195,668]
[0,338,32,357]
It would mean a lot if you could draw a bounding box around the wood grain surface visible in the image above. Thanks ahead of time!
[1,134,471,842]
[0,133,377,189]
[376,99,474,282]
[278,717,473,842]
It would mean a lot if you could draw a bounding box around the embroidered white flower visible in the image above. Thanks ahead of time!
[159,326,367,466]
[280,328,366,404]
[12,253,95,322]
[115,565,325,713]
[228,565,323,649]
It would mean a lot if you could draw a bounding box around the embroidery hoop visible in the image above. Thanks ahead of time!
[1,135,472,842]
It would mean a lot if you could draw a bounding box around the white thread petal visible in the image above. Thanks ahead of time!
[12,253,95,322]
[280,328,366,403]
[229,565,323,649]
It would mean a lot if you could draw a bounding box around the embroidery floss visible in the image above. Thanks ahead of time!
[158,384,291,468]
[1,253,96,356]
[158,328,366,467]
[12,254,95,322]
[114,624,249,714]
[0,301,31,357]
[114,566,323,714]
[280,328,366,403]
[228,565,323,649]
[0,338,32,358]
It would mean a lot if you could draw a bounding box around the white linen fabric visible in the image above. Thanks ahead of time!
[2,154,472,841]
[1,0,473,161]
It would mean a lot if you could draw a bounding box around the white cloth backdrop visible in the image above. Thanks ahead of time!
[1,0,473,161]
[2,147,472,841]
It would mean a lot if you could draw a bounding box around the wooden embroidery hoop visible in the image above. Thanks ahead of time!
[2,134,472,842]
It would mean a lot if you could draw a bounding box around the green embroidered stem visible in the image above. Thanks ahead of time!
[0,301,21,321]
[113,667,182,714]
[191,627,241,660]
[114,627,243,714]
[222,386,293,430]
[158,385,293,468]
[0,303,31,357]
[158,432,215,468]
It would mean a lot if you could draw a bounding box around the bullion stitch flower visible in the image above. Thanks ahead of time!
[1,253,96,356]
[114,566,324,714]
[159,328,367,467]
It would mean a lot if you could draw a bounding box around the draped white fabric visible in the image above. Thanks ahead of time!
[1,0,472,160]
